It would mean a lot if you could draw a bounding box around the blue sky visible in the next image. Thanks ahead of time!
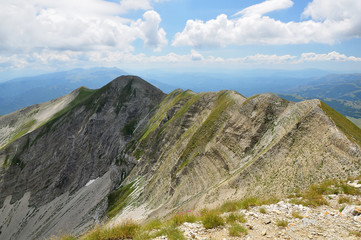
[0,0,361,80]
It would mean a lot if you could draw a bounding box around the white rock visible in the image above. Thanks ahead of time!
[342,205,361,216]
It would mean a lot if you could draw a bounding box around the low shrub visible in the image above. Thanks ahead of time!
[144,218,163,231]
[291,211,303,219]
[340,184,361,195]
[338,196,352,204]
[259,207,267,214]
[170,211,197,226]
[276,219,288,227]
[349,230,361,237]
[201,209,225,229]
[219,196,278,213]
[228,223,248,237]
[219,200,240,212]
[152,226,185,240]
[83,220,143,240]
[225,213,247,224]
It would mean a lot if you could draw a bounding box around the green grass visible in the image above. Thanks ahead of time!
[0,119,37,150]
[170,211,197,226]
[276,219,288,227]
[177,91,235,172]
[82,220,145,240]
[122,118,137,136]
[291,211,303,219]
[340,183,361,195]
[228,223,248,237]
[106,182,135,219]
[219,200,241,212]
[60,236,77,240]
[158,93,204,133]
[347,116,361,129]
[338,196,352,204]
[49,234,77,240]
[31,87,96,146]
[51,87,96,122]
[152,225,185,240]
[349,230,361,237]
[321,101,361,146]
[289,179,361,207]
[200,209,225,229]
[143,218,163,231]
[219,197,278,212]
[225,213,247,224]
[290,189,329,207]
[139,90,193,143]
[259,207,267,214]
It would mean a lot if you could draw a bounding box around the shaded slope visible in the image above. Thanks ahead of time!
[0,76,165,240]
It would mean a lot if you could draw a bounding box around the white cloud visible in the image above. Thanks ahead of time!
[173,0,361,48]
[0,0,167,53]
[2,50,359,72]
[241,54,296,63]
[234,0,293,18]
[303,0,361,21]
[119,0,168,13]
[132,11,168,51]
[300,51,361,62]
[190,50,203,61]
[119,0,152,12]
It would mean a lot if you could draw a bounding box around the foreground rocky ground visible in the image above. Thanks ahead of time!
[154,193,361,240]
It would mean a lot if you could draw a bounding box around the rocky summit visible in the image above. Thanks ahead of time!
[0,76,360,240]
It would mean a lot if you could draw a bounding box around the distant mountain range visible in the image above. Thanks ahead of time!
[1,68,361,128]
[0,67,174,115]
[278,73,361,128]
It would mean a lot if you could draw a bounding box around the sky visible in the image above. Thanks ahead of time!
[1,0,361,80]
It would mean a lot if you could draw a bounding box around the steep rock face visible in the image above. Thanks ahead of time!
[0,76,165,240]
[116,90,361,221]
[0,89,78,149]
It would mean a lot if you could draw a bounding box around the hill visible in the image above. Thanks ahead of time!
[0,76,360,240]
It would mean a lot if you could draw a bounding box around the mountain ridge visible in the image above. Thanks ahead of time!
[0,75,360,240]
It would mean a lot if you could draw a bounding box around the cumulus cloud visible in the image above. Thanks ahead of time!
[132,11,168,51]
[0,0,167,53]
[173,0,361,48]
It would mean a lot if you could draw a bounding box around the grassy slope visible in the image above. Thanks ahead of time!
[346,116,361,129]
[107,182,136,219]
[320,101,361,147]
[48,87,96,122]
[138,89,193,144]
[177,91,235,171]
